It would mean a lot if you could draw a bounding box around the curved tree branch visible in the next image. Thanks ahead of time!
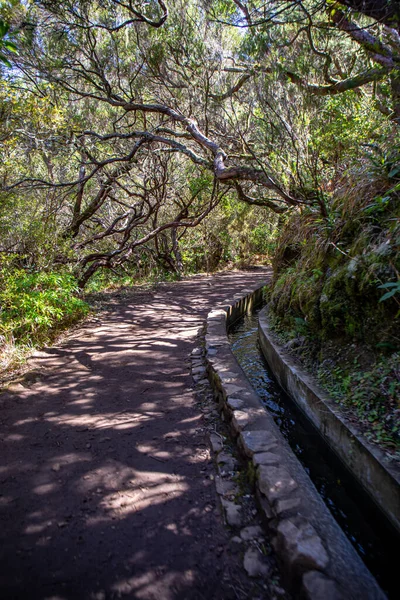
[103,99,300,204]
[234,183,288,213]
[210,73,253,101]
[331,8,399,67]
[337,0,400,30]
[286,65,393,94]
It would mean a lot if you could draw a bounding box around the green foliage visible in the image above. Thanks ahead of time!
[0,261,89,346]
[312,94,388,170]
[267,144,400,452]
[318,355,400,450]
[178,195,278,273]
[0,18,18,67]
[85,270,137,294]
[378,280,400,302]
[247,223,277,255]
[364,144,400,181]
[269,142,400,341]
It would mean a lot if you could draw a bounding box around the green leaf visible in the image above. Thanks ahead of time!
[0,54,12,68]
[379,289,398,302]
[0,20,10,38]
[378,282,399,289]
[388,166,400,178]
[4,41,18,53]
[376,342,398,350]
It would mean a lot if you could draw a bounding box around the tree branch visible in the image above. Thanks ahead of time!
[234,183,288,213]
[210,73,253,101]
[331,9,399,68]
[337,0,400,30]
[286,65,393,94]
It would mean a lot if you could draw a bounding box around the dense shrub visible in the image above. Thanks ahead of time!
[0,262,89,346]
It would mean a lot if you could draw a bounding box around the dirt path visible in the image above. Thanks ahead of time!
[0,269,272,600]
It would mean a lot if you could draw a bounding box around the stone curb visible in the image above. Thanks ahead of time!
[258,306,400,536]
[205,284,386,600]
[189,339,288,597]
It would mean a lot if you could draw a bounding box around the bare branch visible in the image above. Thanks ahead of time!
[337,0,400,30]
[234,183,288,213]
[210,73,253,101]
[102,100,300,204]
[331,9,399,68]
[286,65,393,94]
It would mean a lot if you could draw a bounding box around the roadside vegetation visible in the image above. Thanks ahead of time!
[266,146,400,451]
[0,257,90,374]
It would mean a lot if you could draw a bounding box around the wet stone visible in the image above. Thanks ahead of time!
[208,309,226,320]
[231,536,242,545]
[217,451,237,472]
[275,497,301,516]
[232,410,251,432]
[192,366,207,375]
[206,340,225,351]
[224,383,245,396]
[206,335,227,348]
[219,370,238,381]
[191,359,204,367]
[221,499,242,527]
[215,476,236,497]
[257,491,274,520]
[219,370,237,378]
[227,397,244,410]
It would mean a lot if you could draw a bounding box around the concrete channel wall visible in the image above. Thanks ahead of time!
[205,283,386,600]
[258,306,400,536]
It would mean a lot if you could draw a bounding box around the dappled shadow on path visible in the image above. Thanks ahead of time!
[0,270,269,600]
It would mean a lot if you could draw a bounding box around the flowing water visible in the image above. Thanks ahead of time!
[228,308,398,598]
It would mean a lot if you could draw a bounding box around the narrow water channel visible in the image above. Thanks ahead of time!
[228,308,398,599]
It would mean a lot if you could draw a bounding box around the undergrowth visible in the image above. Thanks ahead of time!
[318,354,400,450]
[0,259,89,376]
[268,310,400,454]
[266,146,400,454]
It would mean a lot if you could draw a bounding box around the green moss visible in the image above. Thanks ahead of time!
[246,461,257,489]
[318,353,400,451]
[267,148,400,454]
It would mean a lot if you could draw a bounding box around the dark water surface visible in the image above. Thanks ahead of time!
[228,308,398,598]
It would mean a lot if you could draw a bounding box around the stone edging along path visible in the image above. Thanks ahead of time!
[258,306,400,536]
[205,284,386,600]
